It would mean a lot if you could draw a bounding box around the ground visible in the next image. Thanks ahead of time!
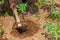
[0,0,60,40]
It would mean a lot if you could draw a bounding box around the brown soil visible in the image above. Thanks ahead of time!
[11,20,40,38]
[0,0,60,40]
[0,36,8,40]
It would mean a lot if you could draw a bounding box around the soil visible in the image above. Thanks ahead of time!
[0,11,47,40]
[0,36,8,40]
[11,20,40,38]
[0,0,60,40]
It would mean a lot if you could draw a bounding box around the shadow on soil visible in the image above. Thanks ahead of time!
[11,19,40,39]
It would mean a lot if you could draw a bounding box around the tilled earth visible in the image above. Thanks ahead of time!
[0,10,48,40]
[0,0,60,40]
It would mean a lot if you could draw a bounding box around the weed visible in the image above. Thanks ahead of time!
[47,0,60,20]
[0,11,5,16]
[48,5,60,20]
[42,0,49,2]
[43,23,60,40]
[27,19,32,22]
[0,27,3,33]
[16,3,27,14]
[36,0,49,7]
[35,13,40,18]
[50,6,57,14]
[16,3,27,19]
[36,1,43,7]
[43,23,53,32]
[0,27,3,36]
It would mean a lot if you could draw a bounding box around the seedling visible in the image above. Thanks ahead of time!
[16,3,27,13]
[27,19,32,22]
[36,0,43,7]
[42,0,49,2]
[36,0,49,7]
[0,0,14,16]
[50,6,57,14]
[0,11,5,16]
[16,3,27,19]
[43,23,53,32]
[43,23,60,40]
[47,0,60,20]
[35,13,40,18]
[6,8,14,16]
[48,5,60,20]
[0,27,3,36]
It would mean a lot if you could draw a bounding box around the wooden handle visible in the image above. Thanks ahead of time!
[8,0,22,27]
[13,9,20,22]
[13,9,22,27]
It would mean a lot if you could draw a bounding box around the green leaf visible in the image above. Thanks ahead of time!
[43,23,48,29]
[48,25,53,32]
[6,9,14,16]
[42,0,49,2]
[43,23,52,28]
[35,13,40,18]
[51,27,58,38]
[0,27,3,33]
[43,23,53,32]
[51,32,55,38]
[36,1,43,7]
[50,6,57,14]
[16,3,27,13]
[27,19,32,22]
[51,31,58,38]
[44,0,49,2]
[51,0,54,5]
[57,26,60,30]
[0,11,5,16]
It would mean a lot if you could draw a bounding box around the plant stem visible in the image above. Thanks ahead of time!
[52,0,54,5]
[56,35,58,40]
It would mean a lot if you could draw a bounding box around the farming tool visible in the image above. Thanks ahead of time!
[8,0,27,34]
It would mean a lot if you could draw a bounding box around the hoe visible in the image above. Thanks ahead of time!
[8,0,27,34]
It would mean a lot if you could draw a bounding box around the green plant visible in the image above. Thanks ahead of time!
[36,1,43,7]
[47,0,60,20]
[48,6,57,19]
[36,0,49,7]
[42,0,49,2]
[0,8,14,16]
[46,0,60,23]
[0,0,4,5]
[6,8,14,16]
[0,0,14,16]
[16,3,27,14]
[50,6,57,14]
[0,11,5,16]
[48,5,60,20]
[43,23,60,40]
[0,27,3,35]
[27,19,32,22]
[16,3,27,19]
[43,23,53,32]
[35,13,40,18]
